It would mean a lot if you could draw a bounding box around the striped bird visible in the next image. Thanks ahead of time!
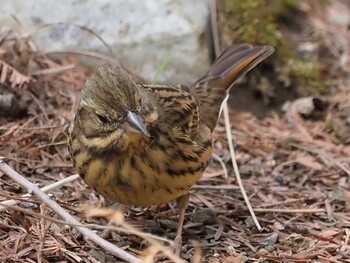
[68,43,274,253]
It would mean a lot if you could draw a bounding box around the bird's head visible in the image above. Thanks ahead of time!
[75,64,159,153]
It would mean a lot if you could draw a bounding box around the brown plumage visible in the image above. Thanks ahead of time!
[68,43,274,253]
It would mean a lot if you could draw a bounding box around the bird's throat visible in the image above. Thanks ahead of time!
[123,133,150,154]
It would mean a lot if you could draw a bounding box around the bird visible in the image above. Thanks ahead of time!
[68,43,274,253]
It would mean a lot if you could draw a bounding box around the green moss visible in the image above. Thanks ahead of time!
[286,59,327,91]
[270,0,299,16]
[220,0,326,92]
[221,0,291,57]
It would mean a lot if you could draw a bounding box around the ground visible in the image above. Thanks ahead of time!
[0,1,350,262]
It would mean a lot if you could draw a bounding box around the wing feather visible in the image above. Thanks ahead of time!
[140,84,199,139]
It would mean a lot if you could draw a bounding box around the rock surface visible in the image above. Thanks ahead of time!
[0,0,211,83]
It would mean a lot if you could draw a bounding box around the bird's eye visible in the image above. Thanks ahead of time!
[97,114,109,123]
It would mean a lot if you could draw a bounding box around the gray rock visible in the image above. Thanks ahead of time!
[0,0,212,83]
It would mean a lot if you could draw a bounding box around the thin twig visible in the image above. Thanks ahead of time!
[193,184,239,190]
[333,160,350,177]
[0,173,80,212]
[116,216,183,263]
[253,208,326,213]
[209,0,261,231]
[45,50,144,81]
[291,142,350,177]
[0,201,175,246]
[0,29,12,45]
[45,50,118,63]
[211,152,229,179]
[30,64,76,76]
[0,158,142,263]
[223,104,262,231]
[30,23,114,56]
[0,165,180,261]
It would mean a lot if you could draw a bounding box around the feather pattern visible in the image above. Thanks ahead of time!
[68,44,274,207]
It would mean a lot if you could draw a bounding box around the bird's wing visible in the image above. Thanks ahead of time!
[140,84,199,139]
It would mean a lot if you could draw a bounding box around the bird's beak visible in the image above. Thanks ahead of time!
[122,111,150,137]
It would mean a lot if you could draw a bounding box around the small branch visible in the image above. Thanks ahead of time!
[30,64,76,76]
[193,184,239,190]
[254,208,326,213]
[0,201,175,247]
[209,0,262,231]
[291,142,350,177]
[211,153,228,179]
[0,173,80,212]
[118,217,183,263]
[30,22,114,56]
[0,158,142,263]
[44,50,144,82]
[86,207,184,263]
[333,159,350,177]
[223,103,262,231]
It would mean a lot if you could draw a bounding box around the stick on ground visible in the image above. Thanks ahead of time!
[0,157,142,263]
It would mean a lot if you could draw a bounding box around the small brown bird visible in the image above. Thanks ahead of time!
[68,44,274,252]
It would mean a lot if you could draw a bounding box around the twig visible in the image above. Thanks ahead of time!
[0,29,12,45]
[287,114,313,141]
[0,202,174,246]
[45,50,121,66]
[0,201,175,247]
[291,142,350,177]
[45,50,144,81]
[0,173,79,212]
[211,152,228,179]
[193,184,239,190]
[333,159,350,177]
[253,208,325,213]
[223,104,262,231]
[209,0,262,231]
[28,90,49,123]
[30,64,76,76]
[118,217,183,263]
[30,22,114,56]
[0,158,142,263]
[256,198,304,208]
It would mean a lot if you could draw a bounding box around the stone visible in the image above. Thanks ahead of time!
[0,0,211,83]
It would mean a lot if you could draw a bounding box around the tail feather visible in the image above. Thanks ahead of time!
[192,44,274,131]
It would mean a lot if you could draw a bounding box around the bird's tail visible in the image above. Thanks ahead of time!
[192,44,274,131]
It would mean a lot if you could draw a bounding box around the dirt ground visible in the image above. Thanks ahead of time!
[1,1,350,262]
